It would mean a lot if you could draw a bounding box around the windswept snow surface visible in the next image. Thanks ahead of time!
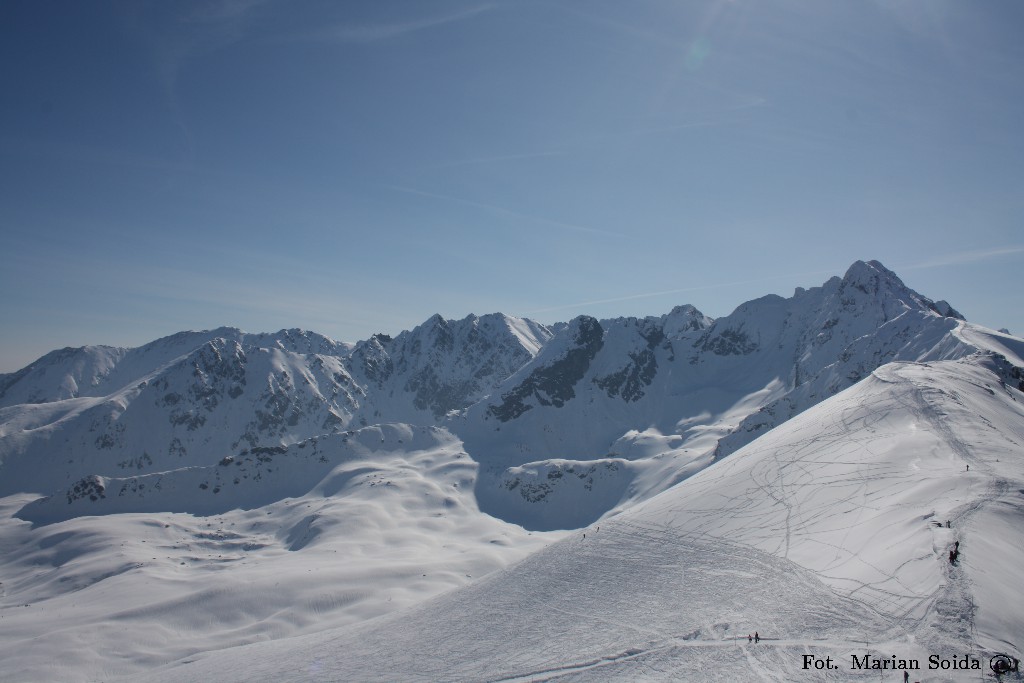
[149,355,1024,682]
[0,426,562,682]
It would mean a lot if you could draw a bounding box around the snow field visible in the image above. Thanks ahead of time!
[149,356,1024,681]
[0,429,563,682]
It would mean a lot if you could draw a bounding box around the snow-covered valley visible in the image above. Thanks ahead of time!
[1,261,1022,681]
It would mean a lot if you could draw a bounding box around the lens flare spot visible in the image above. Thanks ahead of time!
[685,37,711,71]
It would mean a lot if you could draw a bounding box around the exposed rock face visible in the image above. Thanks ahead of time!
[487,316,604,421]
[390,313,553,419]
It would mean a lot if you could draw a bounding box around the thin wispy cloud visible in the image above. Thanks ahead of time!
[425,104,763,170]
[0,136,198,173]
[524,287,716,315]
[624,120,723,137]
[522,268,842,315]
[121,0,277,164]
[429,151,566,170]
[898,246,1024,271]
[10,248,395,343]
[182,0,275,24]
[524,278,778,317]
[567,3,761,108]
[387,185,622,238]
[523,247,1024,318]
[302,4,494,44]
[566,7,678,50]
[623,97,767,137]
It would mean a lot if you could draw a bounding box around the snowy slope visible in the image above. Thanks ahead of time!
[0,344,128,407]
[148,353,1024,682]
[0,424,562,682]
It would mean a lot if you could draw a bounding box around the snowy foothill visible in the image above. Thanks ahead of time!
[0,426,562,681]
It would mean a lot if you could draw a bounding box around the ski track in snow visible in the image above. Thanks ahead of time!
[4,354,1021,682]
[149,521,907,682]
[877,363,1019,649]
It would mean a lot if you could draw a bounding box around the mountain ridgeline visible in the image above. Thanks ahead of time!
[2,261,1019,529]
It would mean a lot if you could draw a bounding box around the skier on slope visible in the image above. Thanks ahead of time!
[754,632,759,643]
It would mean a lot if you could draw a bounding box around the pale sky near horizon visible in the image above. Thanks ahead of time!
[2,0,1022,372]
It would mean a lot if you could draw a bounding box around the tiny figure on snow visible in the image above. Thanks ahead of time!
[966,464,969,472]
[954,541,959,550]
[903,671,909,683]
[748,634,752,643]
[946,520,951,528]
[754,632,759,643]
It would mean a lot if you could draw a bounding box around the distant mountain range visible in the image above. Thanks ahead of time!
[3,259,1024,682]
[3,260,1019,531]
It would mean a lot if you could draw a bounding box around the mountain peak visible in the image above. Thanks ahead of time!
[838,259,965,321]
[841,259,902,293]
[663,304,713,337]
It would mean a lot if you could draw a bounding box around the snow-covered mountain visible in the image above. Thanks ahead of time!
[460,261,990,529]
[0,327,350,410]
[347,312,552,423]
[0,314,550,496]
[1,260,1022,681]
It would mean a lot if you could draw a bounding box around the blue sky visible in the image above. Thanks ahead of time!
[2,0,1022,371]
